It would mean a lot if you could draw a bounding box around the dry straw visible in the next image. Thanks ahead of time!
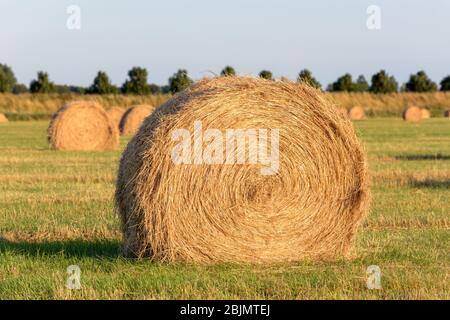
[107,106,126,129]
[420,108,431,119]
[119,104,154,135]
[348,106,365,120]
[48,101,119,151]
[115,76,370,263]
[402,106,422,122]
[0,113,8,123]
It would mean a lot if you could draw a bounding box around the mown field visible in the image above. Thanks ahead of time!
[0,118,449,299]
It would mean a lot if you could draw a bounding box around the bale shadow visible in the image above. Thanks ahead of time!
[395,153,450,161]
[0,238,122,259]
[410,179,450,189]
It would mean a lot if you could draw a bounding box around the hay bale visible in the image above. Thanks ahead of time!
[339,108,349,119]
[444,110,450,117]
[115,76,370,263]
[402,106,422,122]
[0,113,8,123]
[107,106,126,129]
[48,101,119,151]
[119,105,153,135]
[348,106,365,120]
[420,108,431,119]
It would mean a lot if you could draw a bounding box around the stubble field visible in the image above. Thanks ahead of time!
[0,118,449,299]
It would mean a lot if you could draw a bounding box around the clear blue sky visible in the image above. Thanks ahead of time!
[1,0,449,87]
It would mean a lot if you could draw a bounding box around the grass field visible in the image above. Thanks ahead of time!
[0,119,449,299]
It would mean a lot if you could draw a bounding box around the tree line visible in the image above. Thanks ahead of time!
[1,63,450,95]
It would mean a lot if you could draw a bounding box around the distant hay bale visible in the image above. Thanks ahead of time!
[420,108,431,119]
[48,101,119,151]
[348,106,365,120]
[0,113,8,123]
[115,76,370,263]
[107,106,126,129]
[444,110,450,117]
[119,105,154,135]
[402,106,422,122]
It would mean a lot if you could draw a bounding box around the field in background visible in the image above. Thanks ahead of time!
[0,93,169,120]
[1,91,450,119]
[0,118,448,299]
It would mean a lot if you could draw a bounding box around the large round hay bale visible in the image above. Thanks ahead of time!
[348,106,365,120]
[119,105,154,136]
[107,106,126,129]
[420,108,431,119]
[0,113,8,123]
[48,101,119,151]
[444,110,450,117]
[402,106,422,122]
[115,76,370,263]
[339,108,349,119]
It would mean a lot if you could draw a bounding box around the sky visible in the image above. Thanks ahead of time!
[1,0,449,87]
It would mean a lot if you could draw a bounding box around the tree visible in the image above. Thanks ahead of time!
[354,75,369,92]
[330,73,354,91]
[369,70,398,94]
[259,70,273,80]
[169,69,193,93]
[405,71,437,92]
[221,66,236,76]
[87,71,118,94]
[68,86,86,94]
[297,69,321,89]
[148,83,161,94]
[12,84,28,94]
[440,76,450,91]
[121,67,150,95]
[0,63,17,93]
[30,71,55,94]
[54,85,71,94]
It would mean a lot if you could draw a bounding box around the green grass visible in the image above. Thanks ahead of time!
[0,119,449,300]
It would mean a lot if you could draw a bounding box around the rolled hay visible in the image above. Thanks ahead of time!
[48,101,119,151]
[402,106,422,122]
[444,110,450,117]
[119,105,154,135]
[420,108,431,119]
[348,106,365,120]
[338,108,349,119]
[107,106,126,129]
[115,76,370,263]
[0,113,8,123]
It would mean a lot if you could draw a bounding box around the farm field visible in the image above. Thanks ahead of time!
[0,118,449,300]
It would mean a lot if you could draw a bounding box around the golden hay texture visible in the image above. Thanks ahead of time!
[338,108,349,119]
[402,106,422,122]
[444,110,450,117]
[119,105,154,135]
[107,106,126,129]
[48,101,119,151]
[115,76,370,263]
[348,106,365,120]
[420,108,431,119]
[0,113,8,123]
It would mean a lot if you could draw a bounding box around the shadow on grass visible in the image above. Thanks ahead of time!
[395,153,450,161]
[410,179,450,189]
[0,238,122,259]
